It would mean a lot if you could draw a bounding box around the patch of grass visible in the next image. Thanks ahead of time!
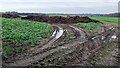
[2,18,53,58]
[90,16,119,24]
[77,22,101,30]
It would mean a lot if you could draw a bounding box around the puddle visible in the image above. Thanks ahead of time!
[61,46,67,49]
[111,35,116,39]
[55,26,64,39]
[55,29,64,39]
[111,33,117,39]
[52,30,57,36]
[101,36,105,40]
[52,26,64,39]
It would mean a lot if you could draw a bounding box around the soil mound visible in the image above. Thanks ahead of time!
[2,13,20,18]
[21,16,99,23]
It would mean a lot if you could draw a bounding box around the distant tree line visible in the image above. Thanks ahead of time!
[105,13,120,17]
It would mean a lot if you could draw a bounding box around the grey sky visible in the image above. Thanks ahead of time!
[0,0,119,14]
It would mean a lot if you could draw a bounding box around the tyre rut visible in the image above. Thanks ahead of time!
[4,24,66,66]
[49,28,116,65]
[30,24,88,65]
[5,24,114,66]
[4,24,87,66]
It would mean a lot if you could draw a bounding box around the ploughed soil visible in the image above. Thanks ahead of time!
[1,14,119,66]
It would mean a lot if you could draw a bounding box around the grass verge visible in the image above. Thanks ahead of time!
[77,22,101,30]
[90,16,119,24]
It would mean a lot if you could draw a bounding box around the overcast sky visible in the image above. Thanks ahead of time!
[0,0,119,14]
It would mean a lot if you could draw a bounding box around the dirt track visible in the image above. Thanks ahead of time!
[3,23,118,66]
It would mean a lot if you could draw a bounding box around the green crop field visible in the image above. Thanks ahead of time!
[90,16,119,24]
[77,22,101,30]
[2,18,53,58]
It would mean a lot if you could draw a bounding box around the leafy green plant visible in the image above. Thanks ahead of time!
[2,18,53,58]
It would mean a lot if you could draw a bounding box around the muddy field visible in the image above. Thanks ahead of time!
[3,24,119,66]
[1,14,119,66]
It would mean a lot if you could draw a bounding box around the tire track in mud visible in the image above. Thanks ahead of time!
[5,24,115,66]
[32,27,116,66]
[3,24,66,66]
[48,28,116,66]
[4,24,87,66]
[30,25,88,66]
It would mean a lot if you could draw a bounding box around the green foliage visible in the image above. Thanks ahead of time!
[77,22,101,30]
[90,16,119,23]
[2,18,53,58]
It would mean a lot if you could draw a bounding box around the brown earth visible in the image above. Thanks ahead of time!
[1,13,20,18]
[1,13,100,23]
[1,13,99,23]
[1,14,119,66]
[21,15,99,24]
[2,23,119,66]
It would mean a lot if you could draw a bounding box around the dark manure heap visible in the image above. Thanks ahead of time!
[21,15,100,24]
[1,13,20,18]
